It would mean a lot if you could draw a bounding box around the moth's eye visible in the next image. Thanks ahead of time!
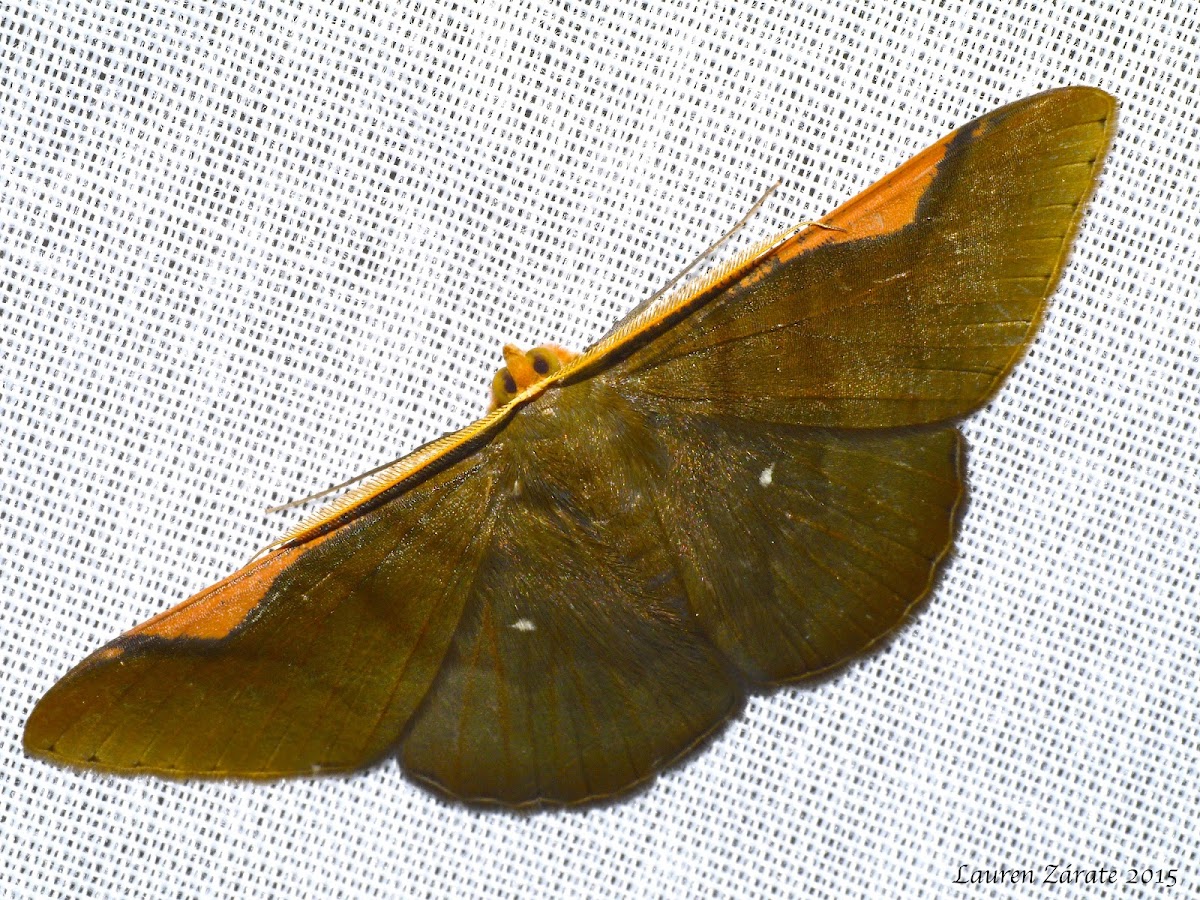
[492,369,519,406]
[527,347,561,377]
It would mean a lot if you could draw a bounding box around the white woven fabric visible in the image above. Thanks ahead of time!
[3,1,1197,897]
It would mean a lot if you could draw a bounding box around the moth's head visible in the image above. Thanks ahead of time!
[490,343,577,409]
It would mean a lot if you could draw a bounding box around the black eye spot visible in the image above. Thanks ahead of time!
[532,354,550,375]
[503,372,518,395]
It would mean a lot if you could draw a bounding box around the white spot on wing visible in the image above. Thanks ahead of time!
[759,463,775,487]
[511,618,536,632]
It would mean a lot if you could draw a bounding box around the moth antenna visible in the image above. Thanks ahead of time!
[264,456,407,514]
[636,179,783,315]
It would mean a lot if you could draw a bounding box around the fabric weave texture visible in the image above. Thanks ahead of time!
[2,1,1196,897]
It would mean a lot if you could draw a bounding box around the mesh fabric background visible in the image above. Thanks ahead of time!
[2,1,1197,897]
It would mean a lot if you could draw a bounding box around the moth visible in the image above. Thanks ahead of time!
[25,87,1115,806]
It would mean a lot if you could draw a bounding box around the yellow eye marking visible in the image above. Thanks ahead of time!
[489,343,578,409]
